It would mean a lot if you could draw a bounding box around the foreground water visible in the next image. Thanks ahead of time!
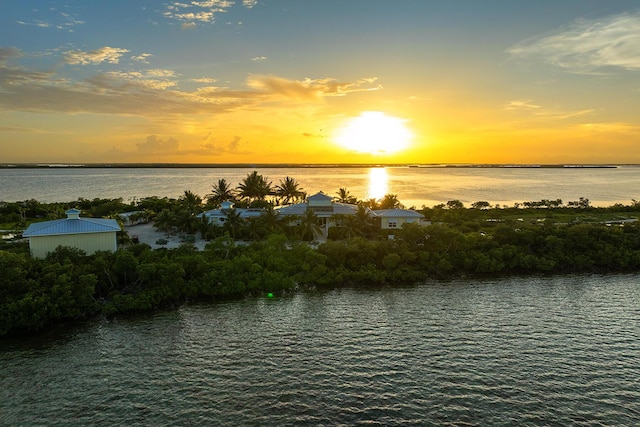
[2,275,640,426]
[2,165,640,207]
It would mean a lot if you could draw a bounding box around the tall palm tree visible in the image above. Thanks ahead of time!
[206,178,235,207]
[258,205,284,234]
[378,194,403,209]
[180,190,202,214]
[223,209,244,239]
[297,209,322,242]
[175,209,200,235]
[275,176,305,205]
[153,209,174,233]
[237,171,272,203]
[335,188,358,204]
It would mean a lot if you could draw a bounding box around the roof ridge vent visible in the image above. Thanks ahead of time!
[65,208,81,219]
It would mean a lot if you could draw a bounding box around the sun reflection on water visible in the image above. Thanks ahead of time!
[366,168,388,201]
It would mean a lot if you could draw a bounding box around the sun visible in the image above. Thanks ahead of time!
[334,111,412,155]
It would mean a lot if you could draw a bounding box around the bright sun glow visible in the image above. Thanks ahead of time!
[335,111,412,155]
[366,168,389,200]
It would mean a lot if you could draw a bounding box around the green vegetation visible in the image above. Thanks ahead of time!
[2,171,640,337]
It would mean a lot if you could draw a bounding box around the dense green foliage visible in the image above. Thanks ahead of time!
[3,214,640,337]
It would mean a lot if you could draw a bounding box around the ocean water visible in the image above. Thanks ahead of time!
[2,165,640,207]
[1,275,639,426]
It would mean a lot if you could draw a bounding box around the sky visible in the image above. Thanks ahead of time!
[1,0,640,165]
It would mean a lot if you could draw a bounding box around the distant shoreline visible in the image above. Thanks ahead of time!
[0,163,624,169]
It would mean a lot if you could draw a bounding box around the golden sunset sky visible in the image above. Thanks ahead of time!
[1,1,640,164]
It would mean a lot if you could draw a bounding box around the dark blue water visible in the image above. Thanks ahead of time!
[2,275,640,426]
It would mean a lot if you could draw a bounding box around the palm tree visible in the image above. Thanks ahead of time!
[335,188,358,204]
[297,209,322,242]
[180,190,202,214]
[206,178,235,207]
[223,209,244,239]
[258,205,284,234]
[353,204,375,237]
[153,209,174,233]
[237,171,272,203]
[378,194,403,209]
[275,176,305,205]
[245,218,266,241]
[175,209,200,235]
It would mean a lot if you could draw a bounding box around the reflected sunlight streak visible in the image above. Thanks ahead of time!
[366,168,388,201]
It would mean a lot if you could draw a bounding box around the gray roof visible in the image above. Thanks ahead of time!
[23,217,121,237]
[373,209,424,218]
[200,207,265,220]
[276,201,362,217]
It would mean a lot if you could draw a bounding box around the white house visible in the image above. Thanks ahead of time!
[199,201,264,226]
[276,191,367,235]
[23,209,121,258]
[373,209,427,230]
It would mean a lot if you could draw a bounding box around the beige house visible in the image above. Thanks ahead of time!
[374,209,427,230]
[23,209,120,258]
[276,192,366,235]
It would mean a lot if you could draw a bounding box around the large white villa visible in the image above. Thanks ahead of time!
[23,209,121,258]
[198,191,428,237]
[276,191,428,234]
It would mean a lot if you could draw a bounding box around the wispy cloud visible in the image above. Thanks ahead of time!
[505,99,595,121]
[247,75,381,100]
[163,0,255,27]
[504,100,541,110]
[64,46,130,65]
[507,11,640,73]
[0,53,377,117]
[252,56,267,61]
[16,9,84,32]
[132,53,153,63]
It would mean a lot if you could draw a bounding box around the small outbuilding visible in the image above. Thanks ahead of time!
[23,209,121,258]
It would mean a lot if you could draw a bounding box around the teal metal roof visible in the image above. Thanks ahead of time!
[23,217,120,237]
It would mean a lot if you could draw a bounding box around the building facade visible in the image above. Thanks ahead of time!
[23,209,121,258]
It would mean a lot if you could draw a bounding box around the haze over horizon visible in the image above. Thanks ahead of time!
[2,1,640,165]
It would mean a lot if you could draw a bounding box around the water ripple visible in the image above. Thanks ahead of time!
[2,274,640,426]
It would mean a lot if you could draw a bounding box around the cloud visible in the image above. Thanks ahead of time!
[507,11,640,73]
[137,135,180,153]
[505,99,595,121]
[15,9,84,32]
[164,0,233,25]
[505,100,541,110]
[132,53,153,63]
[0,52,382,117]
[247,75,381,100]
[192,77,218,83]
[252,56,267,61]
[64,46,130,65]
[0,47,23,64]
[163,0,256,26]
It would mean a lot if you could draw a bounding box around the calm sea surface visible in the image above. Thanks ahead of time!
[1,275,640,426]
[2,165,640,207]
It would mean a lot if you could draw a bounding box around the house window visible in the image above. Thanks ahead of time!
[388,221,397,228]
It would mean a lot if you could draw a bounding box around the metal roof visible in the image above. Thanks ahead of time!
[275,201,361,217]
[23,217,121,237]
[373,209,425,218]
